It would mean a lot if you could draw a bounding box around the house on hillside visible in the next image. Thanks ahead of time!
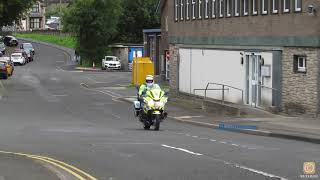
[45,0,72,6]
[20,1,46,31]
[158,0,320,116]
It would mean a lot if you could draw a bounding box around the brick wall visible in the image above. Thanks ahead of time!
[282,47,320,116]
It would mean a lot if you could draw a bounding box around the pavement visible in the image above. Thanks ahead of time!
[0,39,319,179]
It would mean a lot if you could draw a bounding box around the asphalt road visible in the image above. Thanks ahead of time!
[0,42,319,180]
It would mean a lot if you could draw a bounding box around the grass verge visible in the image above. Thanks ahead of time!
[14,33,76,49]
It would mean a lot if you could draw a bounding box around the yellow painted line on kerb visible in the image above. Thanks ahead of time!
[0,150,97,180]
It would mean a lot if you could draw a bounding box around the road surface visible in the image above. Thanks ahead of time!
[0,42,319,180]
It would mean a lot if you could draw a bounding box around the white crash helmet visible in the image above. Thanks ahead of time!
[145,75,154,87]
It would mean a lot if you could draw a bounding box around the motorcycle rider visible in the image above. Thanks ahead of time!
[138,75,156,98]
[137,75,157,116]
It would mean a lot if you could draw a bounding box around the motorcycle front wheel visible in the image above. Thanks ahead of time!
[154,114,160,131]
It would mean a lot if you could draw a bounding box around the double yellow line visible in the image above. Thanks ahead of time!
[0,150,97,180]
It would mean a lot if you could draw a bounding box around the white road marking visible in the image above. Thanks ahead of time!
[174,115,204,119]
[161,144,203,156]
[80,83,89,88]
[56,66,64,71]
[207,156,288,180]
[170,131,268,151]
[96,90,118,98]
[100,89,122,97]
[52,94,68,97]
[161,143,287,179]
[69,70,84,73]
[80,82,124,102]
[233,164,288,180]
[111,114,121,119]
[50,77,59,81]
[86,77,108,84]
[55,60,65,63]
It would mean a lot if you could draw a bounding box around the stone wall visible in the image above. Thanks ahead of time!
[282,47,320,116]
[111,48,128,71]
[169,45,179,96]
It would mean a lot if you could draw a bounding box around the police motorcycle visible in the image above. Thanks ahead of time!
[134,85,168,131]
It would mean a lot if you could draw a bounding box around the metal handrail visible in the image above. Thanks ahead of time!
[259,84,279,93]
[257,84,280,106]
[193,82,244,106]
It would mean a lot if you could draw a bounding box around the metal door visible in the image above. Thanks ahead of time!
[247,54,262,107]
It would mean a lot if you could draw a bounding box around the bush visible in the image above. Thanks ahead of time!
[15,33,76,49]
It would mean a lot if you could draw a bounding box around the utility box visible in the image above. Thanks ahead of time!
[132,57,154,86]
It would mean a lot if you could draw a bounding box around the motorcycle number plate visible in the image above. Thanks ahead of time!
[133,101,140,109]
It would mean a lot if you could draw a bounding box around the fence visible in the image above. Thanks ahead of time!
[16,30,73,37]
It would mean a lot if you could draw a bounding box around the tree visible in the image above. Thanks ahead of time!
[114,0,160,43]
[45,3,67,19]
[63,0,122,65]
[0,0,36,28]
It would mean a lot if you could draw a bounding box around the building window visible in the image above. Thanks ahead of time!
[180,0,184,20]
[30,18,40,29]
[283,0,289,13]
[272,0,279,13]
[262,0,268,14]
[252,0,258,15]
[295,0,301,12]
[219,0,224,17]
[165,16,169,32]
[212,0,216,18]
[186,0,190,20]
[175,0,179,21]
[234,0,240,16]
[204,0,210,18]
[198,0,202,19]
[31,4,39,13]
[243,0,248,16]
[226,0,232,17]
[192,0,196,19]
[294,55,306,73]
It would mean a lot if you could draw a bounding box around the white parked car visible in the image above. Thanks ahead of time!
[11,52,26,65]
[101,56,121,70]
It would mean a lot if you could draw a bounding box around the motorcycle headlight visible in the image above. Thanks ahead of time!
[154,101,163,108]
[148,100,154,107]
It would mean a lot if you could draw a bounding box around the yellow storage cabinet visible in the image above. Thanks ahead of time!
[132,57,154,86]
